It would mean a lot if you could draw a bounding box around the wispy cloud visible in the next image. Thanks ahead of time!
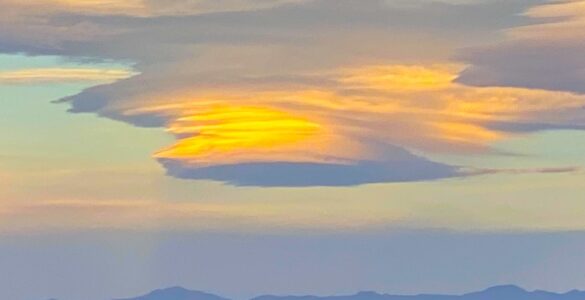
[0,68,134,84]
[0,198,408,233]
[470,166,582,176]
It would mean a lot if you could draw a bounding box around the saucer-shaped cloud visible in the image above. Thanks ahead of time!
[60,64,585,186]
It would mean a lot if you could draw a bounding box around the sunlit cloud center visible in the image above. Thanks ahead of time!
[154,105,329,165]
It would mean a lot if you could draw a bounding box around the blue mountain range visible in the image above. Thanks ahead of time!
[110,285,585,300]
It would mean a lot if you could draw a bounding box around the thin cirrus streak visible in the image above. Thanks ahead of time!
[0,0,307,16]
[0,0,145,14]
[120,64,585,173]
[0,68,135,84]
[0,198,405,233]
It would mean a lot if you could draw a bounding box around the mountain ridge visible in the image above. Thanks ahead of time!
[109,285,585,300]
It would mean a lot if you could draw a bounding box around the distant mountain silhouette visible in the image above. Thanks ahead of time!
[254,285,585,300]
[114,287,231,300]
[115,285,585,300]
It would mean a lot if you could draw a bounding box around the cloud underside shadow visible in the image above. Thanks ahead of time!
[159,158,459,187]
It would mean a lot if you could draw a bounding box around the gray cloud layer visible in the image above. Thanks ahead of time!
[457,0,585,94]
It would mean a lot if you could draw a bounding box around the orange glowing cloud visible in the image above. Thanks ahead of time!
[129,97,367,167]
[339,64,458,91]
[155,105,331,165]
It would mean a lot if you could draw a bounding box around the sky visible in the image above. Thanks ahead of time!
[1,0,585,299]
